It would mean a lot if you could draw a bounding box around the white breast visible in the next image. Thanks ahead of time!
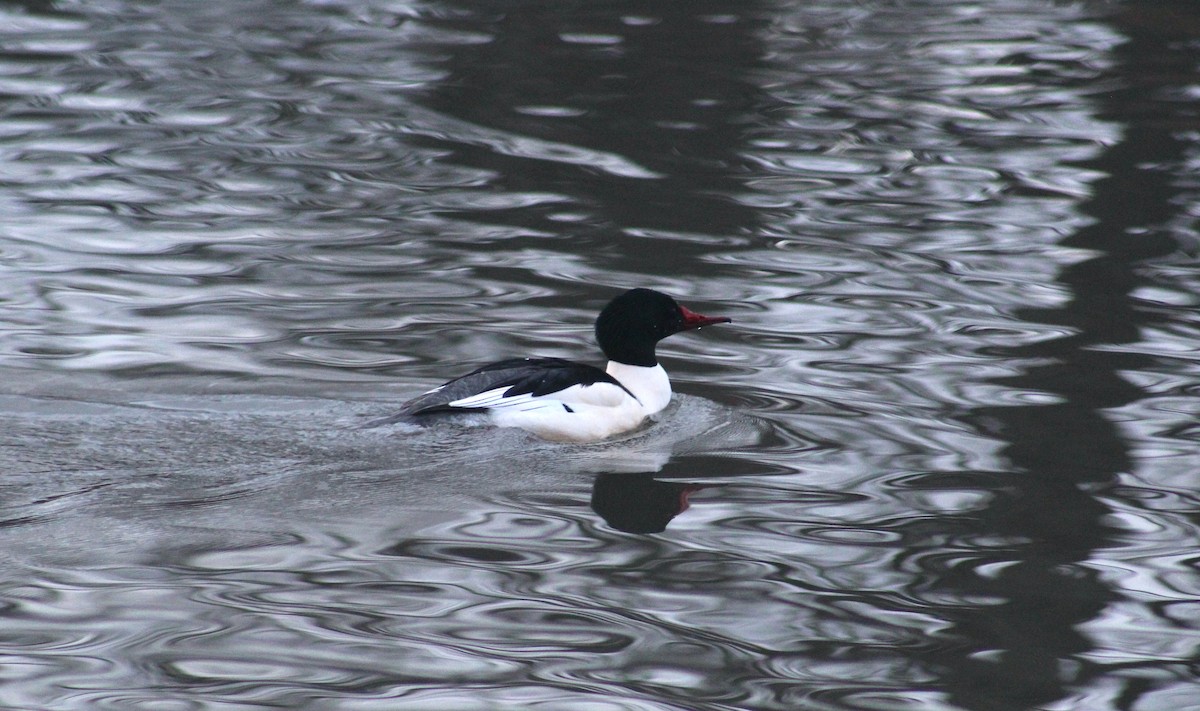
[605,362,672,414]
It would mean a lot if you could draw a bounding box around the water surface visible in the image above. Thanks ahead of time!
[2,0,1199,709]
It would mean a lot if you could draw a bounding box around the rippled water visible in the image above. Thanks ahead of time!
[2,0,1199,709]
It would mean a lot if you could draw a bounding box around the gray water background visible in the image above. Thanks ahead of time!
[1,0,1198,709]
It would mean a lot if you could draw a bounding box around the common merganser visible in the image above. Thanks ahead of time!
[399,288,731,442]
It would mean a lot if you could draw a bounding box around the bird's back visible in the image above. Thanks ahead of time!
[400,357,625,415]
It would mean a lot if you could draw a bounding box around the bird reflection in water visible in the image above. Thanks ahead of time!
[590,473,717,533]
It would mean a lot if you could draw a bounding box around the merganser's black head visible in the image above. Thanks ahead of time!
[594,288,731,367]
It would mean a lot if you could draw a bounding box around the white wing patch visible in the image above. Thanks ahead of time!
[448,381,628,412]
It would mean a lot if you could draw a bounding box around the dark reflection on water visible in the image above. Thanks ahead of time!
[591,473,718,534]
[2,0,1200,709]
[934,5,1200,709]
[413,0,765,244]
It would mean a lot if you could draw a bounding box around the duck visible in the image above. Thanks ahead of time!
[398,288,730,442]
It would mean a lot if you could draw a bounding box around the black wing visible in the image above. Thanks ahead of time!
[399,358,631,416]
